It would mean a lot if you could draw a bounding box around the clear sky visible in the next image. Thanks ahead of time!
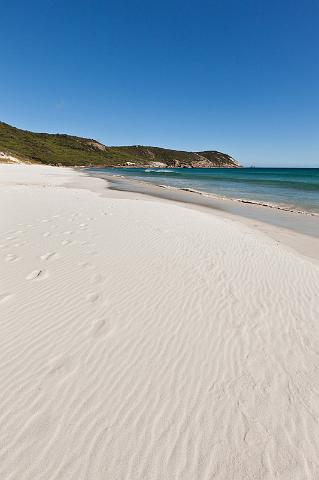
[1,0,318,166]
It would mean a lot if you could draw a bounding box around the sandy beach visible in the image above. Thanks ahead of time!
[1,163,319,479]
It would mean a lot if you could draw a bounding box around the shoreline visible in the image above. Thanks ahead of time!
[85,168,319,217]
[86,170,319,263]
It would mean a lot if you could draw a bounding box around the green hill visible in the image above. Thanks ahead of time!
[0,121,240,168]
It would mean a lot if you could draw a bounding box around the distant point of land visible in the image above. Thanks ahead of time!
[0,121,240,168]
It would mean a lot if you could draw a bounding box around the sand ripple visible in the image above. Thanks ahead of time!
[0,165,319,479]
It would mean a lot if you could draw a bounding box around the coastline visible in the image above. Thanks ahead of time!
[88,169,319,218]
[1,164,319,479]
[86,170,319,263]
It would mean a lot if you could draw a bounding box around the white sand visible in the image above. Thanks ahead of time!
[1,164,319,479]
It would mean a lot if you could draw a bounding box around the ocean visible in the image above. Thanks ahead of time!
[90,167,319,215]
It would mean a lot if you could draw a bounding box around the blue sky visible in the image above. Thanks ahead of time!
[1,0,318,166]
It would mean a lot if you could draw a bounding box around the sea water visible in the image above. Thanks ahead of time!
[91,168,319,215]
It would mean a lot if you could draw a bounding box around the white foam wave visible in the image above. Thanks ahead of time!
[144,169,176,173]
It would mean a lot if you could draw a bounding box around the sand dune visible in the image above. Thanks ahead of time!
[0,164,319,479]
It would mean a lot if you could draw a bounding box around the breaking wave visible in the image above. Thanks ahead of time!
[144,169,176,173]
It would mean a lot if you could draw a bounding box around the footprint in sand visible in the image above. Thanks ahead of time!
[207,262,216,272]
[86,292,101,303]
[43,232,51,237]
[79,261,91,269]
[40,252,60,261]
[0,293,13,303]
[46,354,77,381]
[5,253,20,262]
[90,273,103,285]
[89,319,112,338]
[26,269,48,281]
[62,239,73,246]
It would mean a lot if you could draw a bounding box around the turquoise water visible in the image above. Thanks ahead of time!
[91,167,319,215]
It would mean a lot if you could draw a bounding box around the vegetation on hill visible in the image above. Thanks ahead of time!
[0,121,240,168]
